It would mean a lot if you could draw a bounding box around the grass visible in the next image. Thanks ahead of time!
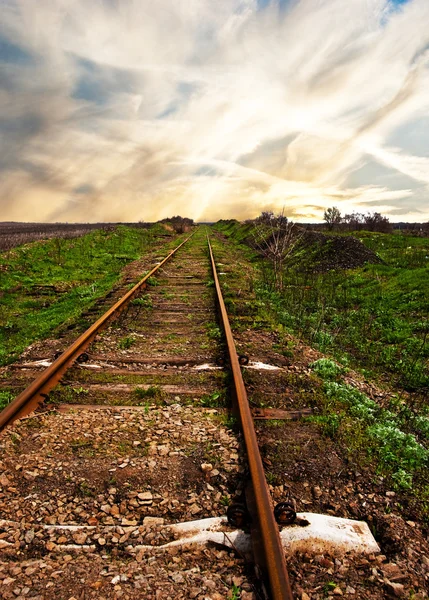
[134,385,164,400]
[229,584,241,600]
[200,390,225,407]
[118,335,136,350]
[131,294,153,309]
[0,225,169,366]
[308,358,429,492]
[0,390,13,410]
[214,221,429,391]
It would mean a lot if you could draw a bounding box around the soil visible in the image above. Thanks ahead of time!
[294,230,383,272]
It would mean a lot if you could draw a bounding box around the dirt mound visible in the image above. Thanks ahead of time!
[295,230,383,272]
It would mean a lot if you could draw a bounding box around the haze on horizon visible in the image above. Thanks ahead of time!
[1,0,429,224]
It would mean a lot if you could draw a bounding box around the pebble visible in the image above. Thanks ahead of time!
[384,580,406,597]
[312,486,323,498]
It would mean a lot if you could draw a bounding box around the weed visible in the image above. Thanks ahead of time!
[266,471,277,484]
[10,433,20,447]
[147,277,160,286]
[78,481,95,497]
[117,441,133,454]
[311,358,344,380]
[201,390,225,407]
[323,581,337,595]
[308,414,342,438]
[160,289,174,299]
[229,584,241,600]
[0,390,13,410]
[72,386,88,395]
[135,385,163,400]
[70,439,95,457]
[312,379,429,489]
[217,413,238,429]
[206,323,222,340]
[118,335,135,350]
[131,295,153,309]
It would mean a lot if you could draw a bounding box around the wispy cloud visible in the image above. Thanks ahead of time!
[0,0,428,222]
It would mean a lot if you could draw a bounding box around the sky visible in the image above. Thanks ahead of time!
[1,0,429,224]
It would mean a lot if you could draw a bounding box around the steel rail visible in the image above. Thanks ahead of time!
[0,233,193,431]
[207,235,293,600]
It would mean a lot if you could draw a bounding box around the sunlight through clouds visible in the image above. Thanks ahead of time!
[0,0,428,222]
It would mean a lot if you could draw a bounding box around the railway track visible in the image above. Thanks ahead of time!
[0,228,386,599]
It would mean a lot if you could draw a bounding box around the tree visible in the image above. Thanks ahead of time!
[343,212,365,231]
[161,216,194,233]
[252,210,303,291]
[323,207,342,230]
[363,212,392,233]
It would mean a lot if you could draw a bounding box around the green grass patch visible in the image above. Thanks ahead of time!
[0,225,168,365]
[308,363,429,491]
[134,385,164,400]
[200,390,226,407]
[0,390,13,410]
[214,222,429,390]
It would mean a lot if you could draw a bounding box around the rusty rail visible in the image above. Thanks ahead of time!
[0,234,193,431]
[207,236,293,600]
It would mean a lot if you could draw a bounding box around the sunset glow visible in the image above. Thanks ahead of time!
[1,0,428,222]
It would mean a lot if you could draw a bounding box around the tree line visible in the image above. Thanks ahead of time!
[323,207,392,233]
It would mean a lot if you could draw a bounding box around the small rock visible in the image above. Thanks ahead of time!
[203,578,216,590]
[91,581,103,590]
[73,532,88,545]
[333,588,343,596]
[386,491,396,498]
[312,486,323,498]
[384,580,406,598]
[138,492,153,504]
[189,503,202,515]
[0,474,11,487]
[345,587,356,595]
[381,563,406,582]
[201,463,213,473]
[24,530,35,544]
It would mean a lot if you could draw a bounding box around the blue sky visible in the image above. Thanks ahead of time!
[0,0,428,223]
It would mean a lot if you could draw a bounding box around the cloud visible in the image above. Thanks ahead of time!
[0,0,429,223]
